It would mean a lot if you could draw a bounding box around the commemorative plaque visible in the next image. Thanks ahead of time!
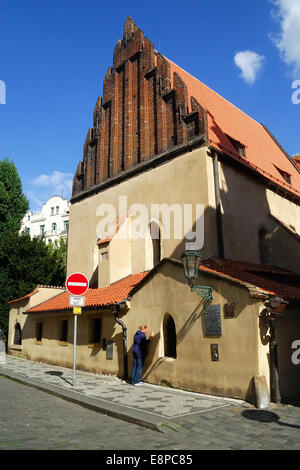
[106,340,114,360]
[204,304,222,336]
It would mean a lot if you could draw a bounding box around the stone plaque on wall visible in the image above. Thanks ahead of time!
[106,340,114,360]
[204,305,222,336]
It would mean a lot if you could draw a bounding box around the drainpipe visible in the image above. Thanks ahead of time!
[113,303,128,380]
[269,313,281,404]
[264,296,287,404]
[212,150,225,258]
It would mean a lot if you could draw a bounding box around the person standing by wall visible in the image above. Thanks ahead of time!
[131,325,153,385]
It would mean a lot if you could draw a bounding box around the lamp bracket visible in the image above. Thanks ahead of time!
[190,284,213,303]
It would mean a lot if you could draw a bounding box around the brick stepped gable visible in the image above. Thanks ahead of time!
[72,17,207,198]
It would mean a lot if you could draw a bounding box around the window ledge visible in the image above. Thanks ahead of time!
[88,343,101,349]
[10,344,23,351]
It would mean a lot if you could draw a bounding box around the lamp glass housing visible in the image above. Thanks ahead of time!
[181,250,201,281]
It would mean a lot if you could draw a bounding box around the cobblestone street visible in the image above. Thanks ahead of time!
[0,374,299,451]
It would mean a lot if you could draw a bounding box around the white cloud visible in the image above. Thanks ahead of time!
[234,50,265,85]
[271,0,300,76]
[31,171,73,194]
[27,171,73,211]
[25,190,44,210]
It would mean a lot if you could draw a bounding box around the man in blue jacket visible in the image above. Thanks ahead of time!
[131,325,153,385]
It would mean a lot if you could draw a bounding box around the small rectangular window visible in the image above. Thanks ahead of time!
[280,170,291,184]
[89,318,102,345]
[36,322,43,342]
[101,251,108,261]
[56,206,59,215]
[59,320,68,342]
[51,207,54,216]
[226,134,246,158]
[274,166,291,185]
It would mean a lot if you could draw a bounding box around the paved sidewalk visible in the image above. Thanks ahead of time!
[0,354,244,432]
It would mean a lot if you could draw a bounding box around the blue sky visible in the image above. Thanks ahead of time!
[1,0,299,212]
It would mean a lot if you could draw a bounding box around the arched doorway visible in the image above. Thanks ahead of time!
[163,314,177,359]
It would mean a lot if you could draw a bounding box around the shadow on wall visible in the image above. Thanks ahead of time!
[176,298,206,347]
[89,267,98,288]
[167,147,300,273]
[217,157,300,272]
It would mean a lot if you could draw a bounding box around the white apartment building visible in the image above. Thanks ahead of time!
[21,195,70,245]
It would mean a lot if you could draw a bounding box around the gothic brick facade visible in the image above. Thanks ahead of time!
[72,17,207,198]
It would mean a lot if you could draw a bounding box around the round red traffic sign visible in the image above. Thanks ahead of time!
[66,272,89,296]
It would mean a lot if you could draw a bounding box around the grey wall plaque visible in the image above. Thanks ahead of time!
[204,304,222,336]
[106,340,114,360]
[211,344,219,361]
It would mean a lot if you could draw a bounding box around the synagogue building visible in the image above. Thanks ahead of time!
[8,18,300,405]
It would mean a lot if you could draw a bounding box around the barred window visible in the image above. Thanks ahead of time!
[89,318,102,344]
[59,320,68,342]
[150,222,161,267]
[259,228,272,266]
[36,322,43,342]
[13,323,22,346]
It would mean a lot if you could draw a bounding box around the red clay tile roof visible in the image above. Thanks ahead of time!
[8,289,38,304]
[200,258,300,301]
[293,156,300,170]
[23,258,300,313]
[26,272,149,313]
[96,216,124,245]
[167,58,300,198]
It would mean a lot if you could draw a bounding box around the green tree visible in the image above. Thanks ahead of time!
[0,159,29,235]
[0,232,67,331]
[0,160,67,333]
[48,237,68,281]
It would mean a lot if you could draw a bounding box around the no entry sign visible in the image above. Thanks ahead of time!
[66,272,89,296]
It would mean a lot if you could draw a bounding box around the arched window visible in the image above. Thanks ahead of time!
[163,314,177,359]
[259,228,272,265]
[13,323,22,346]
[150,222,161,267]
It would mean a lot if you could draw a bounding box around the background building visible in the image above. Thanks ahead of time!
[21,195,70,245]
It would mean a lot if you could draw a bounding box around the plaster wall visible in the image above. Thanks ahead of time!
[213,159,300,271]
[127,262,261,401]
[8,287,64,357]
[9,308,124,376]
[67,147,213,285]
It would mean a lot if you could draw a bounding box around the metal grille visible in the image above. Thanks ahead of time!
[13,323,22,345]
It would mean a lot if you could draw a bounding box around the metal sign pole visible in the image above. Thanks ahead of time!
[72,313,77,386]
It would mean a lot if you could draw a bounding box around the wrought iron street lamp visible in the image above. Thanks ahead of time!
[181,249,213,303]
